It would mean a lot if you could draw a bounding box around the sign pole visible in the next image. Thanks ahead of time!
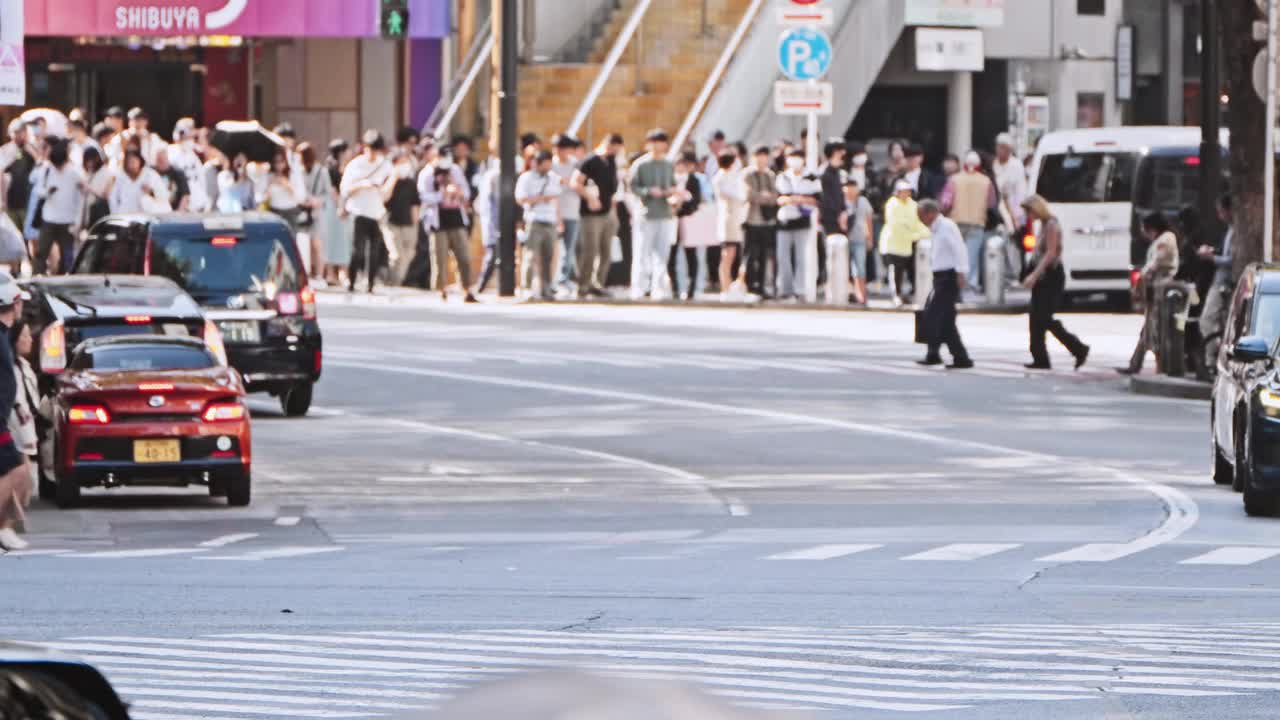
[1267,0,1277,264]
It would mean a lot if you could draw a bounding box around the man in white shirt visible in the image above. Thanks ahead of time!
[107,107,165,167]
[515,150,562,301]
[417,156,474,301]
[339,129,394,293]
[916,199,973,369]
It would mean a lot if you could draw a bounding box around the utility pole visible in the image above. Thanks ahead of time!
[494,0,519,296]
[1200,0,1222,242]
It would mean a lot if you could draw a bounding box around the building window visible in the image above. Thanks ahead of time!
[1078,0,1105,15]
[1077,93,1105,128]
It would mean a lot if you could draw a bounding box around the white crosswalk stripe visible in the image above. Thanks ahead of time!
[766,544,882,560]
[902,543,1021,561]
[44,624,1280,718]
[1179,546,1280,565]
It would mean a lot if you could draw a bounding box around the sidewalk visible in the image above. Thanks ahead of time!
[1127,373,1212,401]
[315,283,1031,315]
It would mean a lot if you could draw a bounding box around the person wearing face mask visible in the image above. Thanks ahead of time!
[742,146,778,298]
[713,151,747,298]
[774,150,819,301]
[340,130,395,293]
[384,150,421,286]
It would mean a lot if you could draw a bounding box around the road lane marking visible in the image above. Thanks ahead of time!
[62,548,206,559]
[115,700,369,718]
[765,544,882,560]
[1037,543,1138,563]
[273,516,301,527]
[1179,546,1280,565]
[325,358,1199,564]
[903,544,1021,561]
[2,549,72,556]
[198,533,259,548]
[200,546,345,561]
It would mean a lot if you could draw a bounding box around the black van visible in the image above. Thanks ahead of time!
[73,213,322,416]
[1129,145,1229,267]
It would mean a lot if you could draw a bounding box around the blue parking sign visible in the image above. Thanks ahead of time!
[778,27,832,81]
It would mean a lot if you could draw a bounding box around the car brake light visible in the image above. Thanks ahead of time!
[138,383,174,391]
[203,320,228,366]
[202,402,246,422]
[40,321,66,374]
[211,236,238,247]
[300,285,317,320]
[68,404,111,425]
[276,292,300,315]
[124,315,152,325]
[314,349,322,374]
[1184,156,1201,167]
[77,452,104,461]
[1130,269,1142,289]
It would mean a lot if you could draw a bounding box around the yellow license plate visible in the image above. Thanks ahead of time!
[133,439,181,464]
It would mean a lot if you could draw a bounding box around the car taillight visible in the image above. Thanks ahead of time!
[68,404,111,425]
[138,383,174,391]
[124,315,152,325]
[300,285,317,320]
[203,320,228,366]
[40,321,66,374]
[202,402,246,422]
[1130,269,1142,289]
[314,349,322,373]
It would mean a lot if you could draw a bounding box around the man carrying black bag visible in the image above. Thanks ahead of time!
[915,199,974,370]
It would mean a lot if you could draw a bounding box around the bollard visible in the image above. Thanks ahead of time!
[802,225,820,304]
[914,238,933,307]
[825,234,850,305]
[1156,280,1189,378]
[983,235,1007,306]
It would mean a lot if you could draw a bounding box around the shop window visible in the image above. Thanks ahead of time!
[1078,0,1105,15]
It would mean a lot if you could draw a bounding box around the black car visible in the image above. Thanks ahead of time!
[73,212,321,416]
[1,641,132,719]
[1211,264,1280,516]
[23,275,220,393]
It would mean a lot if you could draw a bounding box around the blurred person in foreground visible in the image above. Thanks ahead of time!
[430,670,790,720]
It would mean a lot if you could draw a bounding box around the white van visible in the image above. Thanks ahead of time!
[1027,127,1214,303]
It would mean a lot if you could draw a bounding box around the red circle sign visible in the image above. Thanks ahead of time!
[790,0,821,4]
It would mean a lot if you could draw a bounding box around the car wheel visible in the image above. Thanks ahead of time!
[1245,487,1279,517]
[226,470,251,507]
[280,382,313,417]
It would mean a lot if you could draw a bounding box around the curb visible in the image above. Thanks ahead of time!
[315,288,1030,316]
[1128,374,1212,401]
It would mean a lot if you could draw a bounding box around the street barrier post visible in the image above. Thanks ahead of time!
[825,233,850,305]
[983,235,1007,306]
[914,239,932,308]
[1156,280,1189,378]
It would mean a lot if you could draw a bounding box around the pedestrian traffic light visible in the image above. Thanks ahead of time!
[381,0,409,38]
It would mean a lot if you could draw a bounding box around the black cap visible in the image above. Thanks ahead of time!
[554,133,579,149]
[645,128,669,143]
[273,122,296,139]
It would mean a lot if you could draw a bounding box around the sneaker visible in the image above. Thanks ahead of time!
[0,527,28,551]
[916,357,944,367]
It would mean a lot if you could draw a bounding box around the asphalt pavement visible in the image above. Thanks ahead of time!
[4,295,1276,720]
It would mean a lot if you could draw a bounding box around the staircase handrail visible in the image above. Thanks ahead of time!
[669,0,767,158]
[565,0,654,139]
[425,16,494,138]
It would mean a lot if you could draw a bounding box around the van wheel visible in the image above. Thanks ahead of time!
[226,471,251,507]
[280,383,313,417]
[1245,487,1279,517]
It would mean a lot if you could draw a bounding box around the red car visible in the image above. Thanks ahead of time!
[41,335,252,508]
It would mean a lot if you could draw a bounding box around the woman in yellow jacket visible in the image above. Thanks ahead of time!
[879,180,932,306]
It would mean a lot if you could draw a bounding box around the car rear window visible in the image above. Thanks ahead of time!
[72,344,215,371]
[1133,155,1227,211]
[151,230,303,295]
[1035,152,1138,203]
[72,323,194,342]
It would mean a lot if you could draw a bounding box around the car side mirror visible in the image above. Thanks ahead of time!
[1231,336,1272,363]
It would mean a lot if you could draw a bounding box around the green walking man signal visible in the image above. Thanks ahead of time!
[381,0,409,38]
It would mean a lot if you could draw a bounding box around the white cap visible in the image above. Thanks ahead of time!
[995,132,1014,148]
[0,271,30,306]
[964,151,982,169]
[173,117,196,142]
[894,179,913,193]
[852,154,868,167]
[7,118,23,137]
